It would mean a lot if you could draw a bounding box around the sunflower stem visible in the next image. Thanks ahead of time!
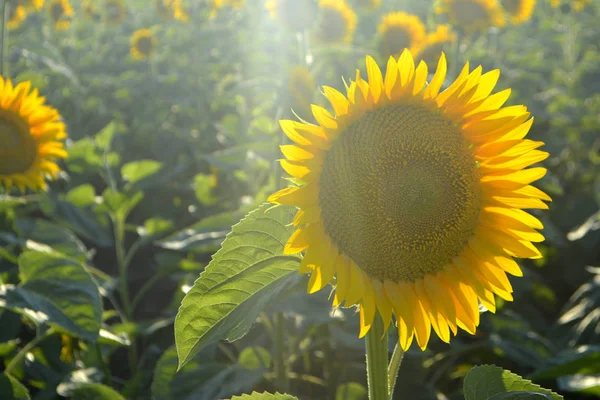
[5,328,55,375]
[365,313,389,400]
[387,342,405,399]
[273,312,288,392]
[0,0,9,78]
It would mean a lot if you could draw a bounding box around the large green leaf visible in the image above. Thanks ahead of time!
[464,365,563,400]
[175,204,300,369]
[228,393,298,400]
[121,160,163,184]
[531,345,600,379]
[69,383,126,400]
[0,374,30,400]
[3,251,102,342]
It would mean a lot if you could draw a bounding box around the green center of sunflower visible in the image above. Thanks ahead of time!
[50,3,65,21]
[136,36,154,55]
[0,112,37,175]
[502,0,521,14]
[416,42,447,67]
[380,26,411,57]
[450,1,490,27]
[316,8,348,43]
[319,104,482,283]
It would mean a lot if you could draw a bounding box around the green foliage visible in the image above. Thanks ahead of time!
[228,393,298,400]
[69,384,126,400]
[0,374,31,400]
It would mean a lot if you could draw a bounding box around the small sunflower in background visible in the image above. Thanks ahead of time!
[437,0,505,32]
[210,0,245,19]
[547,0,590,12]
[313,0,357,44]
[502,0,536,24]
[350,0,381,10]
[81,0,100,20]
[16,0,44,11]
[288,66,316,118]
[8,4,27,29]
[131,29,157,60]
[378,12,426,60]
[412,25,456,67]
[0,78,68,192]
[105,0,127,25]
[48,0,74,30]
[155,0,189,23]
[265,0,317,32]
[270,51,550,349]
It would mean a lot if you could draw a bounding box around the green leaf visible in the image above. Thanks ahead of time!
[66,185,96,208]
[100,189,144,220]
[336,382,368,400]
[15,219,88,260]
[228,393,298,400]
[3,251,102,342]
[175,204,300,369]
[0,374,31,400]
[194,174,218,205]
[557,374,600,395]
[237,346,271,370]
[0,196,27,213]
[94,122,117,150]
[69,383,126,400]
[463,365,563,400]
[121,160,163,184]
[531,345,600,379]
[488,393,554,399]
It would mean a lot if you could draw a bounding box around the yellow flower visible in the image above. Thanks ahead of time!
[547,0,590,11]
[16,0,44,11]
[81,0,100,20]
[412,25,456,67]
[314,0,357,44]
[378,12,426,59]
[269,51,550,350]
[48,0,74,30]
[0,78,68,192]
[8,5,27,29]
[288,66,316,118]
[502,0,535,24]
[210,0,244,18]
[265,0,317,31]
[105,0,127,25]
[437,0,505,32]
[155,0,189,22]
[130,29,157,60]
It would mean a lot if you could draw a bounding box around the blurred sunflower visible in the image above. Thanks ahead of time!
[412,25,456,67]
[105,0,127,25]
[130,29,157,60]
[351,0,381,10]
[437,0,505,32]
[313,0,357,44]
[547,0,590,11]
[210,0,244,19]
[16,0,44,11]
[81,0,100,20]
[269,51,550,350]
[378,12,426,59]
[288,66,316,118]
[8,4,27,29]
[0,78,68,192]
[502,0,535,24]
[48,0,73,30]
[155,0,189,22]
[265,0,317,32]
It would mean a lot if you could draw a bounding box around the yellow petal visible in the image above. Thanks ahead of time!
[366,56,383,103]
[284,228,309,254]
[322,85,349,116]
[371,279,393,332]
[424,52,447,99]
[359,274,376,338]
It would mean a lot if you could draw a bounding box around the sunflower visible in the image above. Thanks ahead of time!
[313,0,357,44]
[8,4,27,29]
[378,12,426,59]
[269,51,550,350]
[288,66,316,118]
[502,0,535,24]
[0,78,67,192]
[81,0,100,20]
[105,0,127,25]
[155,0,189,22]
[264,0,317,32]
[210,0,245,18]
[437,0,505,32]
[48,0,74,30]
[548,0,590,11]
[130,29,157,60]
[412,25,456,67]
[16,0,44,11]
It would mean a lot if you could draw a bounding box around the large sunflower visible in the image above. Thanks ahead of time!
[378,12,426,59]
[130,29,157,60]
[288,66,316,119]
[502,0,535,24]
[313,0,357,44]
[412,25,456,67]
[0,78,67,192]
[48,0,74,30]
[265,0,317,32]
[8,4,27,29]
[437,0,505,32]
[155,0,189,22]
[104,0,127,25]
[16,0,44,11]
[269,51,550,350]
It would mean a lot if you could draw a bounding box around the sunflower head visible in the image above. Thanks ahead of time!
[48,0,74,30]
[81,0,101,20]
[378,12,426,59]
[502,0,536,24]
[8,4,28,29]
[155,0,189,22]
[265,0,317,32]
[130,29,157,60]
[105,0,127,25]
[269,50,550,350]
[412,24,456,67]
[313,0,357,44]
[437,0,505,32]
[288,66,316,118]
[16,0,44,11]
[0,78,67,192]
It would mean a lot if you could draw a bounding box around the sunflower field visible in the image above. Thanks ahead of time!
[0,0,599,399]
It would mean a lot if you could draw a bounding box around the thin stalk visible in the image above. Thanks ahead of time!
[387,343,405,399]
[5,329,55,375]
[365,314,389,400]
[130,271,164,312]
[322,326,336,400]
[0,0,8,78]
[96,343,113,387]
[273,312,288,392]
